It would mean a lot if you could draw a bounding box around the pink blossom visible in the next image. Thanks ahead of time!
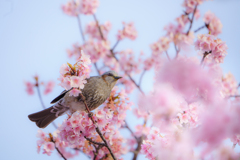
[195,34,228,63]
[204,11,222,36]
[69,88,81,97]
[85,21,111,40]
[119,49,140,74]
[60,64,70,75]
[44,142,55,152]
[25,81,34,95]
[70,76,86,89]
[221,73,238,97]
[60,77,71,90]
[150,37,171,56]
[44,81,55,95]
[117,22,137,40]
[156,59,217,103]
[62,0,99,16]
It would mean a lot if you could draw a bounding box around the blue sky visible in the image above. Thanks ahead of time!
[0,0,239,160]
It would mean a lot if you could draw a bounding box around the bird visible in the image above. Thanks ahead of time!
[28,71,122,128]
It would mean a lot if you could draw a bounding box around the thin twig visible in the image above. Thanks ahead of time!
[194,25,206,33]
[138,70,146,88]
[55,146,67,160]
[93,14,105,41]
[99,154,108,160]
[228,95,240,98]
[49,133,67,160]
[127,73,144,95]
[77,15,85,43]
[132,119,147,160]
[94,63,101,75]
[79,93,117,160]
[85,136,105,146]
[201,51,211,65]
[124,120,138,141]
[111,39,120,52]
[165,51,171,61]
[186,5,198,35]
[232,143,236,149]
[174,43,180,59]
[36,83,58,129]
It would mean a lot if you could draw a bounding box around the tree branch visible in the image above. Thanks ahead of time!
[124,120,138,141]
[165,51,171,61]
[174,43,180,59]
[194,24,206,33]
[138,70,146,89]
[77,15,85,43]
[94,63,101,75]
[92,14,144,95]
[186,5,198,35]
[84,136,105,146]
[111,39,120,52]
[201,51,212,65]
[79,93,117,160]
[49,133,67,160]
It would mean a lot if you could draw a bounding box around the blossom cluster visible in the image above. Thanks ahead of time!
[204,11,223,36]
[25,76,55,95]
[117,22,137,40]
[85,21,111,40]
[62,0,99,16]
[57,87,132,159]
[58,50,91,96]
[36,130,79,158]
[195,34,228,63]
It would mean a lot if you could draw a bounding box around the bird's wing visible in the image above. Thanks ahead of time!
[50,89,70,104]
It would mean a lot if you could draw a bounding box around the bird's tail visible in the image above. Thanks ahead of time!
[28,105,69,128]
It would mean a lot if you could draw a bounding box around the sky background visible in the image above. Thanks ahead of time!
[0,0,240,159]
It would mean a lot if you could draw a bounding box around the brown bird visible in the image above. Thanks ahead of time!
[28,71,121,128]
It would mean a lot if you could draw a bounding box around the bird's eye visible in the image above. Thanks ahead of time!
[108,73,113,76]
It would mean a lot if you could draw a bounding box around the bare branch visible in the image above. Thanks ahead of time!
[165,51,171,61]
[138,69,146,88]
[201,51,212,65]
[124,120,138,141]
[77,15,85,43]
[111,39,120,52]
[186,5,198,35]
[94,63,101,75]
[84,136,105,146]
[49,133,67,160]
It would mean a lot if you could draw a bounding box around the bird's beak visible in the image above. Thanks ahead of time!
[114,76,122,80]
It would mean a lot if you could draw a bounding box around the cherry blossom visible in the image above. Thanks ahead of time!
[204,11,223,36]
[117,22,137,40]
[25,81,34,95]
[44,81,55,95]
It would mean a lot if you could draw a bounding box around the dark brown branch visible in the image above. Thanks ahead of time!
[94,63,101,75]
[138,70,146,88]
[36,81,58,129]
[79,93,117,160]
[186,5,198,35]
[165,51,171,61]
[84,136,105,146]
[55,146,67,160]
[77,15,85,43]
[201,51,212,65]
[194,25,206,33]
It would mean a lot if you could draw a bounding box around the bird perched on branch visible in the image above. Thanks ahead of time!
[28,71,121,128]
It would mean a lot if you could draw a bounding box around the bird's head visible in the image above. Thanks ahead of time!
[101,71,122,88]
